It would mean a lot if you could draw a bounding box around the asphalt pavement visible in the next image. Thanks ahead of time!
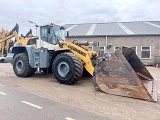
[0,84,110,120]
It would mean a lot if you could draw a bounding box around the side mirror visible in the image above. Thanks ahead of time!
[35,25,39,27]
[60,26,66,30]
[48,27,51,33]
[65,31,69,37]
[67,31,69,37]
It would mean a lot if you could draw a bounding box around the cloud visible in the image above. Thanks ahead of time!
[0,0,160,34]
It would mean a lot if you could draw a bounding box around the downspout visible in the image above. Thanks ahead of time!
[105,36,108,53]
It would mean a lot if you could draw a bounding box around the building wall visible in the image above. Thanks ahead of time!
[66,36,106,46]
[66,36,160,65]
[108,36,160,65]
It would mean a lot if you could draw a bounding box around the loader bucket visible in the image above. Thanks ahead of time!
[93,47,157,101]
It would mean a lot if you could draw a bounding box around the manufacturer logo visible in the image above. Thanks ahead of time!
[68,45,86,57]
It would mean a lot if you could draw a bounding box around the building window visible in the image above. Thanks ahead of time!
[99,46,105,56]
[141,46,151,59]
[130,46,137,54]
[114,46,121,52]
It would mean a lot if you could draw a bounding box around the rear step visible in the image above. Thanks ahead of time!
[93,47,158,101]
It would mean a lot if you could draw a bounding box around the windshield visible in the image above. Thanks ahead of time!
[40,25,65,45]
[53,26,65,41]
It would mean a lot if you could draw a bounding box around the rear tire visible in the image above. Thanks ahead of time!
[52,52,83,85]
[13,53,35,77]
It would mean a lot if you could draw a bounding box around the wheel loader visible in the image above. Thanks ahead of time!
[7,23,158,101]
[0,24,38,62]
[0,24,19,62]
[15,29,38,46]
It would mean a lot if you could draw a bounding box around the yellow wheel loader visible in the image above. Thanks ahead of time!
[7,23,157,101]
[7,23,98,84]
[0,24,38,62]
[0,24,20,62]
[15,29,38,46]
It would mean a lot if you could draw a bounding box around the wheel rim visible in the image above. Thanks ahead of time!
[16,60,24,72]
[57,61,70,77]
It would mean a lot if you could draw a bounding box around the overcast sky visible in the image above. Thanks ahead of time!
[0,0,160,35]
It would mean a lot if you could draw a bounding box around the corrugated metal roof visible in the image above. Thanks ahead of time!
[93,23,126,35]
[123,22,160,35]
[150,21,160,27]
[117,23,135,35]
[145,22,160,29]
[64,21,160,37]
[86,24,96,35]
[66,24,92,36]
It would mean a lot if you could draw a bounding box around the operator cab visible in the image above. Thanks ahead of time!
[40,24,65,45]
[37,24,65,50]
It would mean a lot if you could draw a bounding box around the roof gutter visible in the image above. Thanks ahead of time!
[66,34,160,38]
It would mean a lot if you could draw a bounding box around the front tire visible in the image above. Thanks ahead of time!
[13,53,35,77]
[52,52,83,85]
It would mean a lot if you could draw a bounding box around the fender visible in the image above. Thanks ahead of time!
[8,46,70,68]
[8,46,35,68]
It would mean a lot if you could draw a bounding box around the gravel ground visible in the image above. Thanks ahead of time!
[0,63,160,120]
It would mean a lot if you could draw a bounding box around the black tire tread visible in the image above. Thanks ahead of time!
[53,52,83,84]
[13,53,35,77]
